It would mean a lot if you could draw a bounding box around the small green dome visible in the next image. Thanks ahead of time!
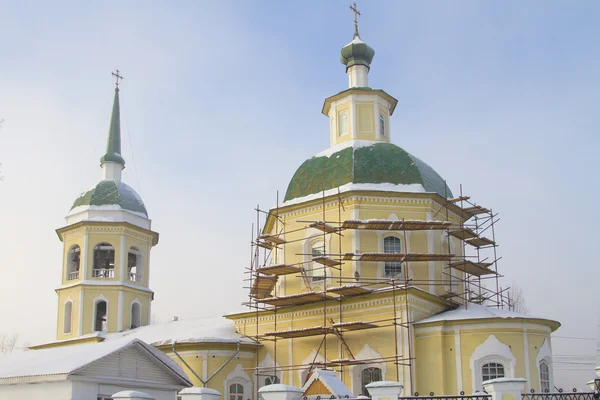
[70,180,148,217]
[340,37,375,71]
[284,142,453,203]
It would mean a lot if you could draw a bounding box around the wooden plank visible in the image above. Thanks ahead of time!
[447,196,471,203]
[359,252,404,262]
[466,237,495,248]
[256,264,302,276]
[462,205,490,218]
[342,252,355,260]
[258,292,334,306]
[449,261,495,276]
[258,234,287,245]
[263,326,331,338]
[448,227,478,240]
[250,275,278,298]
[309,222,339,234]
[312,256,342,267]
[331,321,378,331]
[404,253,455,262]
[326,285,371,296]
[256,241,273,250]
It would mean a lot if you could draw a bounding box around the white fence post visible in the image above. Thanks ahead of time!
[365,381,404,400]
[258,384,304,400]
[482,378,527,400]
[179,387,222,400]
[112,390,155,400]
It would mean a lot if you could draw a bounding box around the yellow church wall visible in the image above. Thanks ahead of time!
[356,103,374,139]
[56,286,81,341]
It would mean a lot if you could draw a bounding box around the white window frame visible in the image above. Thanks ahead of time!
[351,344,386,396]
[536,338,554,392]
[379,114,385,137]
[92,294,109,332]
[376,230,410,278]
[383,236,402,278]
[539,359,550,392]
[470,335,516,392]
[481,361,506,382]
[225,364,252,400]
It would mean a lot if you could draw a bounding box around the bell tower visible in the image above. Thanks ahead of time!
[55,73,159,340]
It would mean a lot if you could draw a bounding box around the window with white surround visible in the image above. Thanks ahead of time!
[311,242,326,281]
[379,114,385,137]
[384,236,402,277]
[93,243,115,278]
[67,245,81,280]
[264,376,280,385]
[339,111,349,136]
[482,362,505,382]
[128,246,142,282]
[63,301,73,334]
[131,302,141,329]
[229,383,243,400]
[361,367,382,396]
[540,360,550,392]
[94,300,108,332]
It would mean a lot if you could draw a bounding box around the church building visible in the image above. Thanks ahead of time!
[4,8,560,400]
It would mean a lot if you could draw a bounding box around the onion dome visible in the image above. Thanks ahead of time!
[70,180,148,217]
[340,36,375,71]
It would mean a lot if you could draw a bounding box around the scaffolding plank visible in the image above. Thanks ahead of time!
[324,359,365,366]
[466,237,496,248]
[327,285,372,296]
[256,241,273,250]
[250,275,278,299]
[331,321,378,331]
[404,253,455,262]
[341,220,361,229]
[343,252,355,260]
[263,326,330,338]
[258,292,334,306]
[462,206,490,218]
[365,220,393,230]
[440,291,458,299]
[312,256,342,267]
[359,252,405,262]
[449,261,495,276]
[256,264,302,276]
[447,196,471,203]
[258,234,287,245]
[398,220,452,230]
[309,221,339,234]
[448,227,478,240]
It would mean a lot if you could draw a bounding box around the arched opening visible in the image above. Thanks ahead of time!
[310,242,326,281]
[361,367,382,396]
[383,236,402,277]
[131,302,141,329]
[93,243,114,278]
[94,300,108,332]
[128,247,142,282]
[67,245,81,280]
[63,301,72,334]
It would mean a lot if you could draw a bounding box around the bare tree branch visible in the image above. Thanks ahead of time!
[0,333,20,354]
[508,284,528,314]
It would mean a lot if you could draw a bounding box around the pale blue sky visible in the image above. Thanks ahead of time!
[0,0,599,389]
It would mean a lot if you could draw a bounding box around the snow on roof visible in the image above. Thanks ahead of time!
[414,303,552,325]
[301,369,353,398]
[314,140,377,158]
[281,182,426,207]
[103,316,257,346]
[0,337,189,384]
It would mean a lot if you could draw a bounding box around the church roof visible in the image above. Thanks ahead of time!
[69,179,148,217]
[283,140,452,205]
[414,303,561,331]
[301,369,353,398]
[0,337,190,384]
[104,316,259,346]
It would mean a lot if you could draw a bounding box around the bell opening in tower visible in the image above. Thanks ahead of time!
[94,301,107,332]
[93,243,115,278]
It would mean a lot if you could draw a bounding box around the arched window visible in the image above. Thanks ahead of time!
[310,243,326,281]
[94,300,108,332]
[229,384,243,400]
[131,302,141,329]
[67,245,81,280]
[361,367,382,396]
[93,243,114,278]
[63,301,73,334]
[384,236,402,277]
[482,362,505,382]
[539,360,550,392]
[339,112,349,136]
[380,114,385,137]
[128,247,142,282]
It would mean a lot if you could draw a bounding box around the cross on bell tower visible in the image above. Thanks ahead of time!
[112,69,124,90]
[350,2,361,38]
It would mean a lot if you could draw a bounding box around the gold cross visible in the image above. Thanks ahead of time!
[112,69,124,88]
[350,2,361,37]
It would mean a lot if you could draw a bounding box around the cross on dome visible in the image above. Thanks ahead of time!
[112,69,124,90]
[350,2,361,38]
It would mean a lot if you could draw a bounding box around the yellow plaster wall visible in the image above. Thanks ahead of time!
[356,103,374,140]
[56,286,81,341]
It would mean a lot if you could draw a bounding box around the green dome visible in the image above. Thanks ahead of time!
[284,141,453,203]
[340,37,375,71]
[70,180,148,217]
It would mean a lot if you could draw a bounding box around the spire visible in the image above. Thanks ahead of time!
[350,2,361,39]
[100,70,125,181]
[341,4,374,87]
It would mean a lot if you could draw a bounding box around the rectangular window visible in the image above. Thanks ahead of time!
[384,236,402,277]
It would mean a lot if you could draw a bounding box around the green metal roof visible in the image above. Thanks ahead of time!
[340,37,375,71]
[284,142,452,202]
[71,180,148,216]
